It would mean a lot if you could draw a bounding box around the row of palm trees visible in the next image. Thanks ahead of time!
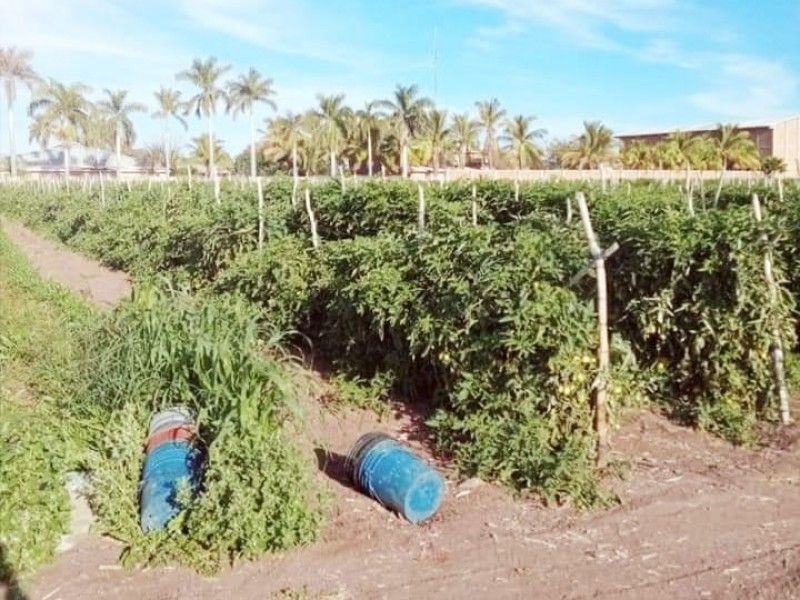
[0,47,771,179]
[261,89,550,178]
[619,127,762,171]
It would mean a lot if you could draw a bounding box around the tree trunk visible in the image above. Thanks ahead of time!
[367,128,373,177]
[401,133,409,178]
[116,123,122,180]
[207,111,215,179]
[8,99,17,178]
[164,120,171,177]
[249,108,256,180]
[64,140,71,179]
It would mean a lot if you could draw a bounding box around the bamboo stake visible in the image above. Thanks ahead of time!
[471,183,478,226]
[305,188,320,249]
[418,184,426,235]
[576,192,610,465]
[257,177,265,249]
[752,193,792,425]
[714,170,724,207]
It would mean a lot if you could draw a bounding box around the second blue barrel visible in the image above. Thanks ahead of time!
[347,432,445,524]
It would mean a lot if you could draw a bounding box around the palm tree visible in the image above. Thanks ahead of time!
[475,98,507,169]
[561,121,614,169]
[0,47,41,177]
[263,111,306,177]
[422,108,450,173]
[315,93,350,177]
[380,84,433,177]
[226,68,277,179]
[28,79,91,177]
[152,87,187,176]
[664,130,704,169]
[356,101,383,176]
[189,135,231,176]
[500,115,546,170]
[450,112,480,168]
[176,57,231,179]
[714,123,759,170]
[97,89,146,179]
[620,140,654,169]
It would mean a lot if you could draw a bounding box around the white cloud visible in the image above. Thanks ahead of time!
[179,0,382,70]
[458,0,682,48]
[640,40,798,118]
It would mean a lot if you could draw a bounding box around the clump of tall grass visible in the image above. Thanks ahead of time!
[78,281,323,573]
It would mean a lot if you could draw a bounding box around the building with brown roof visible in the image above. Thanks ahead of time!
[617,116,800,176]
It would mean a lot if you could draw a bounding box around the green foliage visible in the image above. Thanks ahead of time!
[3,178,800,508]
[0,398,71,580]
[78,283,323,573]
[0,230,91,581]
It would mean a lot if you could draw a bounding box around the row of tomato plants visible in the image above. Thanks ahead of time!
[1,179,796,502]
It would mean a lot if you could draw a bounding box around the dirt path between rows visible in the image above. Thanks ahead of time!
[3,222,800,600]
[1,219,131,308]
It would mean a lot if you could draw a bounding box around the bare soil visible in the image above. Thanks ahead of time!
[4,223,799,600]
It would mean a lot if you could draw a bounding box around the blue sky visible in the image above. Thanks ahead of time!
[1,0,799,156]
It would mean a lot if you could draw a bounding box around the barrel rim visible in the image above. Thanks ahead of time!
[345,431,395,483]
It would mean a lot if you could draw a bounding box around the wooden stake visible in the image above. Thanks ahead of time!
[257,177,265,249]
[514,179,520,203]
[305,188,320,249]
[576,192,610,466]
[214,177,220,204]
[685,180,695,216]
[778,177,784,203]
[752,193,792,425]
[714,170,724,207]
[418,184,426,235]
[187,166,192,191]
[291,177,298,208]
[566,197,573,224]
[100,172,106,206]
[471,183,478,226]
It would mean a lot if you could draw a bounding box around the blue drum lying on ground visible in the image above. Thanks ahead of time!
[346,432,445,524]
[139,407,203,532]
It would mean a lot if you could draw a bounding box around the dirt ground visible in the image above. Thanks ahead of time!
[3,223,799,600]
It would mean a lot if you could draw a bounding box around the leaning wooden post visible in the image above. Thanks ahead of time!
[714,170,724,207]
[685,179,695,216]
[752,193,792,425]
[305,188,320,249]
[471,183,478,226]
[257,177,265,249]
[576,192,610,465]
[417,184,426,235]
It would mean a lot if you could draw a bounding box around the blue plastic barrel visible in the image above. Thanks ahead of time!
[140,406,203,533]
[347,432,445,524]
[140,441,203,532]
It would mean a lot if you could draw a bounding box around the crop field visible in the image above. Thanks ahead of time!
[1,178,800,596]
